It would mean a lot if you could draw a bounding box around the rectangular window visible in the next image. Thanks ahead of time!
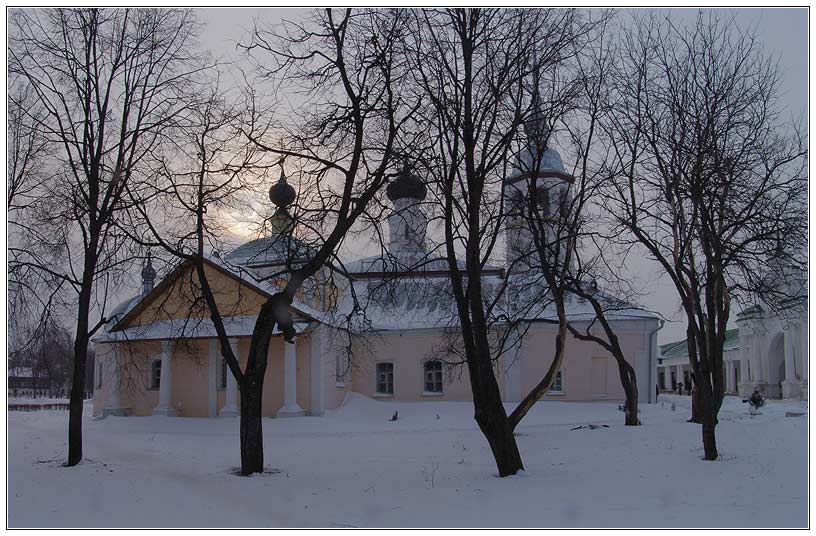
[219,359,228,390]
[424,360,443,393]
[335,352,346,384]
[376,362,394,395]
[551,370,563,393]
[150,359,161,390]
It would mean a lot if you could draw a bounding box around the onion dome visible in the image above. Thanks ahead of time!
[512,146,573,183]
[386,163,427,202]
[268,168,296,208]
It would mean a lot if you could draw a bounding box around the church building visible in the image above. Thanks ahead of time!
[92,120,662,419]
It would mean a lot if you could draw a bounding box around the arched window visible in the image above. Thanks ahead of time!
[424,360,443,393]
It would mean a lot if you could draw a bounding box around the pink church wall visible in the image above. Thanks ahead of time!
[92,319,654,418]
[519,325,649,402]
[93,334,312,418]
[324,331,351,410]
[171,339,210,417]
[351,330,479,402]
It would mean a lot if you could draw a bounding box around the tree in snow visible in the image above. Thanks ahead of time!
[130,8,415,476]
[401,7,600,476]
[603,12,807,459]
[8,8,209,466]
[511,12,651,427]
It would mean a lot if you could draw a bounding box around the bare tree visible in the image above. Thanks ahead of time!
[518,13,653,426]
[7,80,65,360]
[8,8,208,466]
[404,8,597,476]
[605,12,807,459]
[129,8,414,475]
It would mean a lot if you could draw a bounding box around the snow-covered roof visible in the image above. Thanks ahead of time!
[100,229,658,342]
[107,295,142,326]
[96,315,312,343]
[342,254,503,278]
[328,269,658,333]
[224,234,317,269]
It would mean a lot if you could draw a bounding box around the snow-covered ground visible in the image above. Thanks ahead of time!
[8,394,808,528]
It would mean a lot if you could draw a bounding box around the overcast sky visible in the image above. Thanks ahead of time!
[133,8,809,345]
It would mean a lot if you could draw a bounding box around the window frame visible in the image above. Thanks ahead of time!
[219,358,228,390]
[95,359,103,389]
[549,369,564,395]
[148,358,162,391]
[422,359,444,395]
[335,352,346,387]
[375,362,394,397]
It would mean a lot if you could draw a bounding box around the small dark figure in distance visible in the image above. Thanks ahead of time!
[743,389,765,415]
[676,382,683,396]
[389,410,399,422]
[655,384,660,401]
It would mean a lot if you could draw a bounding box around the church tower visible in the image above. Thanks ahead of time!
[386,163,428,267]
[504,99,573,273]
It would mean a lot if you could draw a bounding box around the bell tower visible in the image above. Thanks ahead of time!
[504,94,573,273]
[386,162,428,267]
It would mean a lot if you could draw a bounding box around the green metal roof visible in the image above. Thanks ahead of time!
[659,328,740,360]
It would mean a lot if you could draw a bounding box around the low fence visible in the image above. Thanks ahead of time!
[8,402,71,411]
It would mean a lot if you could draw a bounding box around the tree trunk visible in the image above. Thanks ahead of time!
[624,386,639,426]
[66,292,92,466]
[689,382,703,423]
[239,377,264,475]
[474,400,524,477]
[701,417,718,460]
[616,361,640,426]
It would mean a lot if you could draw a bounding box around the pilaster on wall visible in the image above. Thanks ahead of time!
[310,325,326,416]
[103,344,132,417]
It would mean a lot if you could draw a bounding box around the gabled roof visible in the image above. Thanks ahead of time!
[105,255,321,336]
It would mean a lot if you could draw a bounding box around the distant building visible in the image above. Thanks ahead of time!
[657,304,808,400]
[8,367,39,398]
[657,329,741,395]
